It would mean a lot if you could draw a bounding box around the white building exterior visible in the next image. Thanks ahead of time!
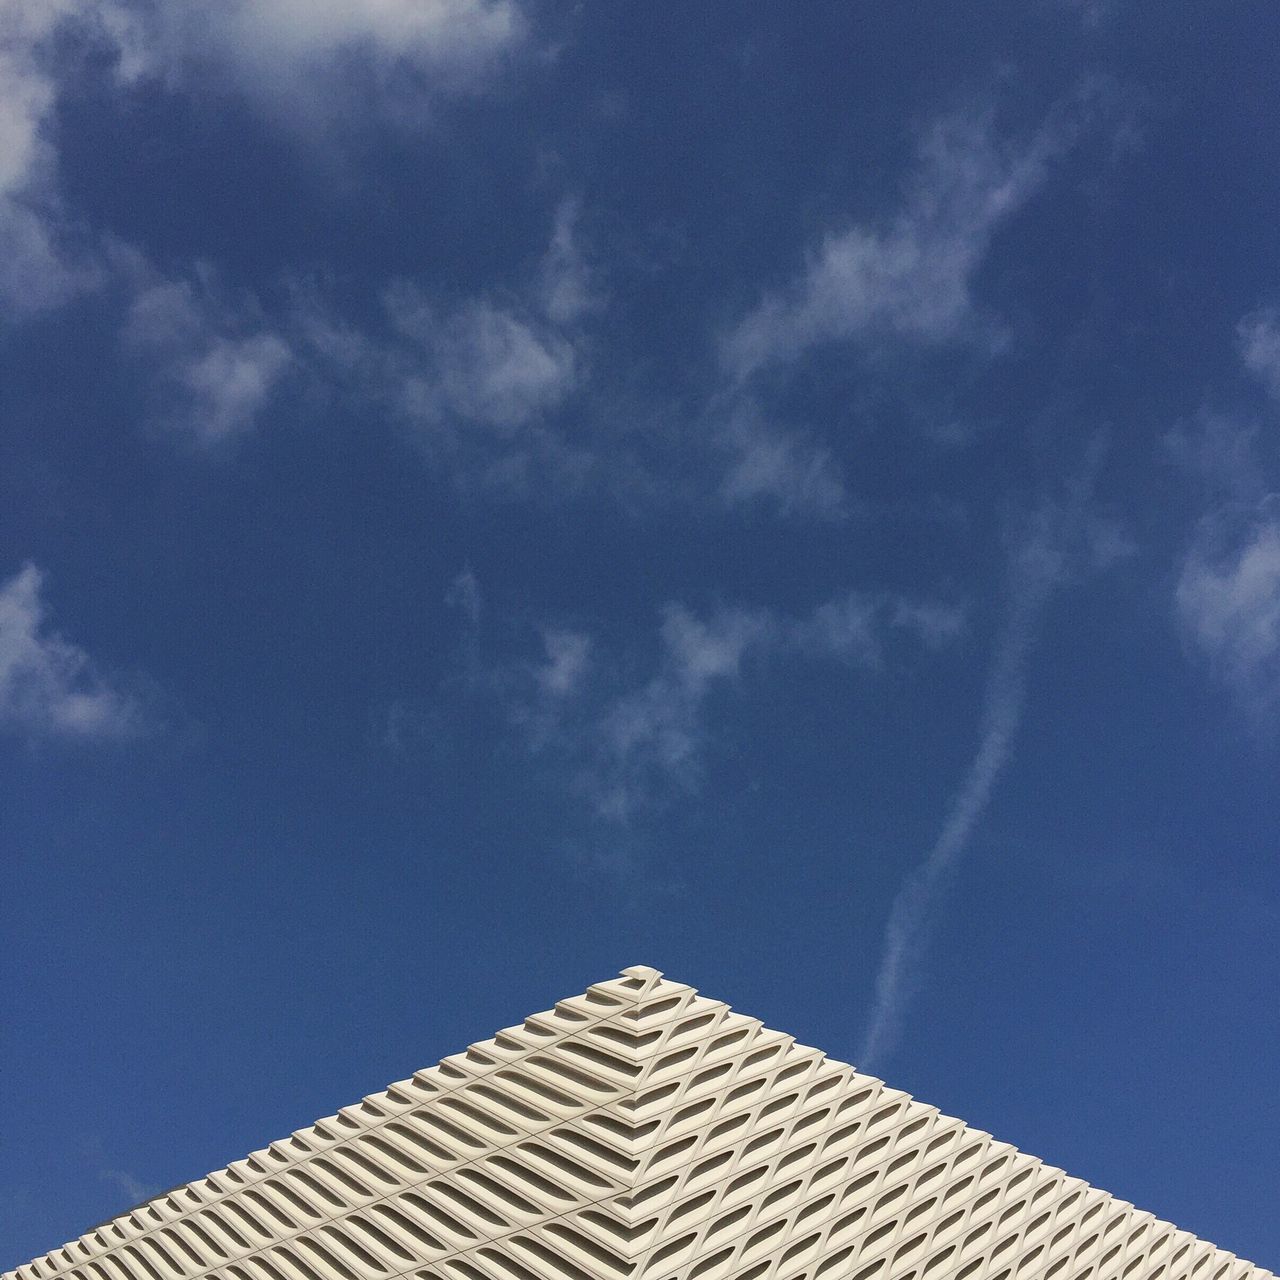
[6,967,1271,1280]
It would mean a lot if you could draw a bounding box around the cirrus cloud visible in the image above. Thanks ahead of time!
[1177,505,1280,713]
[1171,310,1280,714]
[122,263,292,444]
[721,111,1066,384]
[0,563,145,742]
[1238,308,1280,404]
[495,588,964,832]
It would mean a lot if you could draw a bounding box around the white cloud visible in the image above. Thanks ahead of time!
[0,0,128,312]
[1238,308,1280,402]
[0,193,82,315]
[1170,312,1280,711]
[535,627,592,699]
[0,563,143,741]
[500,591,961,830]
[387,287,576,431]
[0,0,528,314]
[198,0,520,71]
[1166,408,1265,503]
[539,198,601,327]
[889,597,969,649]
[445,566,483,628]
[262,192,603,494]
[1082,514,1138,570]
[792,591,965,667]
[721,112,1064,383]
[719,406,847,518]
[146,0,525,119]
[585,603,774,822]
[712,102,1096,516]
[792,593,882,667]
[496,624,595,753]
[298,204,598,489]
[1177,506,1280,711]
[178,334,292,441]
[123,268,292,444]
[861,441,1105,1069]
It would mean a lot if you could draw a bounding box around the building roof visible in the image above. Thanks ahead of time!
[6,966,1271,1280]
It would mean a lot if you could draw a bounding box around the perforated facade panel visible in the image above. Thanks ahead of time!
[7,967,1271,1280]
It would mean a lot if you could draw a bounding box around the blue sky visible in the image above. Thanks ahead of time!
[3,0,1279,1267]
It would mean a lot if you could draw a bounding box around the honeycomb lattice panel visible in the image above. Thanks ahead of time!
[7,967,1271,1280]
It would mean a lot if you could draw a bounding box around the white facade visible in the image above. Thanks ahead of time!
[7,967,1271,1280]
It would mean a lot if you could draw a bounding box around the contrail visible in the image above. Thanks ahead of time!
[859,444,1102,1071]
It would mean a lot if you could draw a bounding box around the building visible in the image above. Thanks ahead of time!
[5,967,1271,1280]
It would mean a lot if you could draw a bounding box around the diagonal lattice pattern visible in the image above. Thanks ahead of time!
[7,967,1272,1280]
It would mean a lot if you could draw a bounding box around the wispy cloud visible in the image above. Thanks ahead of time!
[535,628,592,700]
[1171,311,1280,714]
[712,99,1101,518]
[581,603,773,823]
[301,201,599,493]
[860,442,1104,1070]
[0,563,145,741]
[721,111,1068,385]
[1176,506,1280,712]
[122,263,292,444]
[113,193,585,458]
[445,565,484,629]
[1166,409,1264,502]
[0,0,138,313]
[141,0,528,128]
[0,6,299,443]
[1238,308,1280,403]
[385,286,578,432]
[539,197,602,327]
[719,404,848,518]
[395,577,959,871]
[0,0,530,315]
[492,590,963,841]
